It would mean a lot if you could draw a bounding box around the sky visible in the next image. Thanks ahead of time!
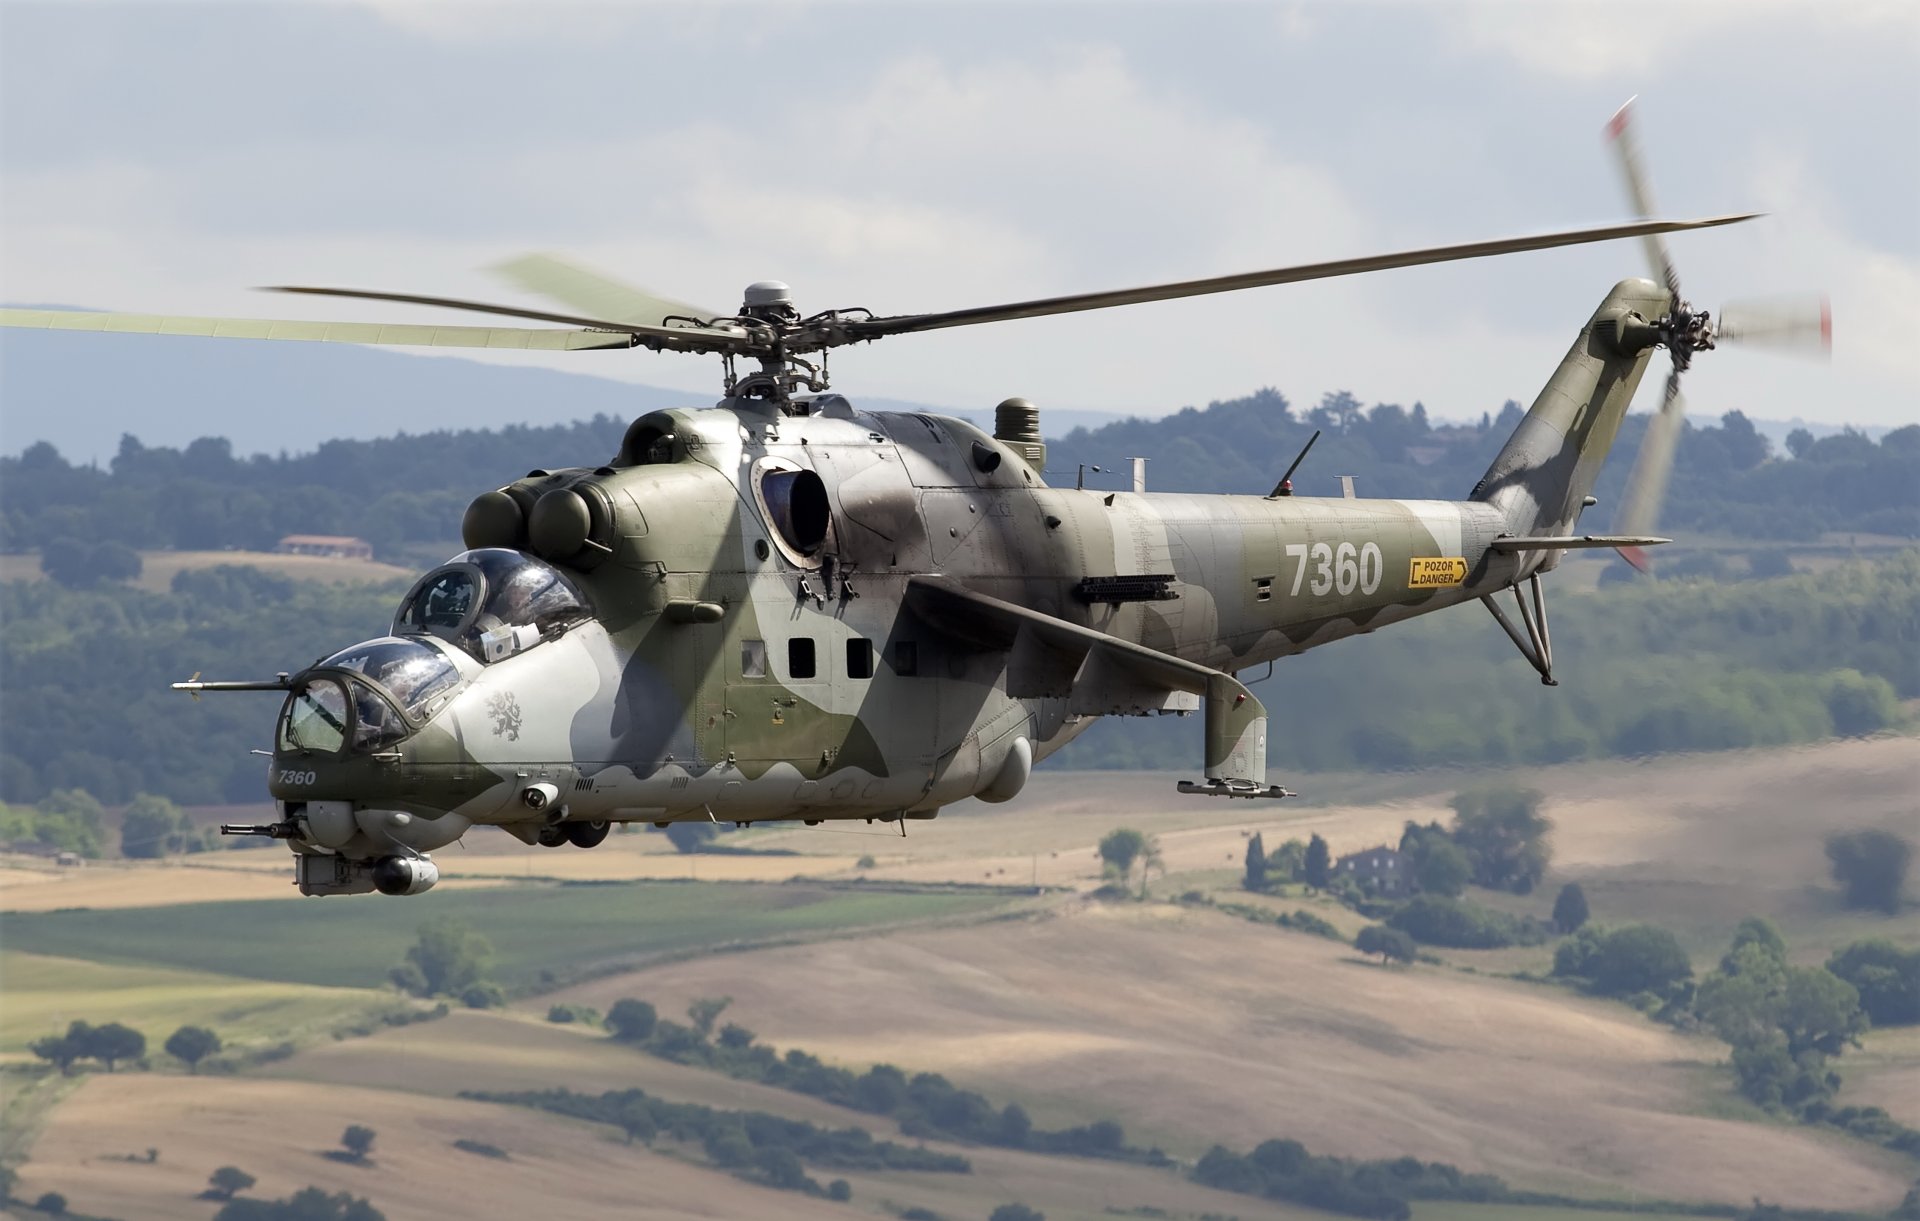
[2,0,1916,445]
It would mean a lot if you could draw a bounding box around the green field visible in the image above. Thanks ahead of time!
[0,951,383,1055]
[0,881,1016,991]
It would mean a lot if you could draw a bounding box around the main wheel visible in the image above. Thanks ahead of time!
[536,823,570,848]
[566,820,611,849]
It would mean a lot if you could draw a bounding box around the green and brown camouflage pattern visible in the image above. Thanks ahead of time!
[261,278,1664,890]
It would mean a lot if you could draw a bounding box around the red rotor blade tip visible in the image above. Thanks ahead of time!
[1617,545,1651,574]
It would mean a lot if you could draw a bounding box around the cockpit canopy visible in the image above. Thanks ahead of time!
[279,636,461,755]
[393,548,592,664]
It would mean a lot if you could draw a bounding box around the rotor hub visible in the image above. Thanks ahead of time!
[1657,300,1716,371]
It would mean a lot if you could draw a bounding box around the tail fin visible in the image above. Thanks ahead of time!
[1473,277,1669,538]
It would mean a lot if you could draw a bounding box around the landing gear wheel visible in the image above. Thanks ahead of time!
[566,820,611,849]
[536,823,569,848]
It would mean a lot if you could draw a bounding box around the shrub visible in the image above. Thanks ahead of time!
[460,982,505,1010]
[207,1166,256,1199]
[167,1025,222,1072]
[1387,895,1546,949]
[35,1193,67,1215]
[1826,829,1912,914]
[606,998,658,1042]
[340,1124,376,1161]
[1826,939,1920,1026]
[1550,882,1589,933]
[1356,925,1416,964]
[1554,925,1692,998]
[452,1139,508,1160]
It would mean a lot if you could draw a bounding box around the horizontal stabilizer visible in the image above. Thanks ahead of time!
[1489,534,1671,552]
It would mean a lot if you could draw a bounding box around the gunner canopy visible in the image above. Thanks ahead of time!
[394,548,590,664]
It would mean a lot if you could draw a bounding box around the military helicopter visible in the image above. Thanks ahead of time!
[1,99,1828,896]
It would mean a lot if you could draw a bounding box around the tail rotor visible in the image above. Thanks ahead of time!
[1603,97,1830,571]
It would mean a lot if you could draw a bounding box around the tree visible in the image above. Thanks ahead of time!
[717,1022,755,1050]
[390,918,493,998]
[87,1022,145,1071]
[687,996,732,1039]
[1137,834,1165,898]
[1303,834,1330,890]
[1098,828,1147,889]
[663,821,718,853]
[1551,882,1590,934]
[1721,917,1787,974]
[990,1205,1045,1221]
[1825,829,1912,914]
[1414,840,1470,897]
[827,1179,852,1202]
[606,998,658,1042]
[120,793,207,858]
[615,1096,657,1145]
[208,1167,256,1200]
[340,1124,377,1161]
[1448,787,1551,894]
[1556,925,1691,998]
[1355,925,1416,964]
[166,1025,222,1072]
[34,1193,66,1216]
[1243,832,1268,891]
[30,1020,92,1074]
[1826,939,1920,1026]
[1270,838,1307,882]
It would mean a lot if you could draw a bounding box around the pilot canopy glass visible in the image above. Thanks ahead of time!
[320,638,460,719]
[394,548,591,664]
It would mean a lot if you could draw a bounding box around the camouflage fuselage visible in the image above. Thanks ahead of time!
[268,277,1666,864]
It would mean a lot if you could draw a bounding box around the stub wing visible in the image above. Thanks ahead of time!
[904,577,1285,798]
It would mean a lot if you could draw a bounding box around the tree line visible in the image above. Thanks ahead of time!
[0,392,1912,564]
[574,992,1172,1166]
[3,551,1913,810]
[1055,550,1917,774]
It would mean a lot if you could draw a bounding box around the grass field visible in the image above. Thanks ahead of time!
[545,901,1913,1211]
[5,739,1915,1218]
[0,548,414,592]
[0,951,386,1058]
[15,1063,1351,1221]
[0,881,1020,990]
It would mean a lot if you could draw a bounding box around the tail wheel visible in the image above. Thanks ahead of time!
[566,820,611,849]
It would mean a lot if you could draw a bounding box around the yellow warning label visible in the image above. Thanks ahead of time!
[1408,557,1468,588]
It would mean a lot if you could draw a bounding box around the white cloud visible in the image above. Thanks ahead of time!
[2,6,1912,432]
[1451,0,1920,81]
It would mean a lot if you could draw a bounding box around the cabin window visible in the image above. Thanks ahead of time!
[789,637,817,680]
[846,638,873,679]
[741,639,767,679]
[892,640,918,676]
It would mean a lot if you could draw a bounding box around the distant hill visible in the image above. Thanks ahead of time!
[1,383,1913,565]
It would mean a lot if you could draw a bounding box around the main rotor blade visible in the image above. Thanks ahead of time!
[262,285,745,349]
[1718,294,1832,356]
[1605,97,1682,299]
[1614,370,1687,572]
[0,307,637,351]
[846,215,1756,339]
[492,253,723,330]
